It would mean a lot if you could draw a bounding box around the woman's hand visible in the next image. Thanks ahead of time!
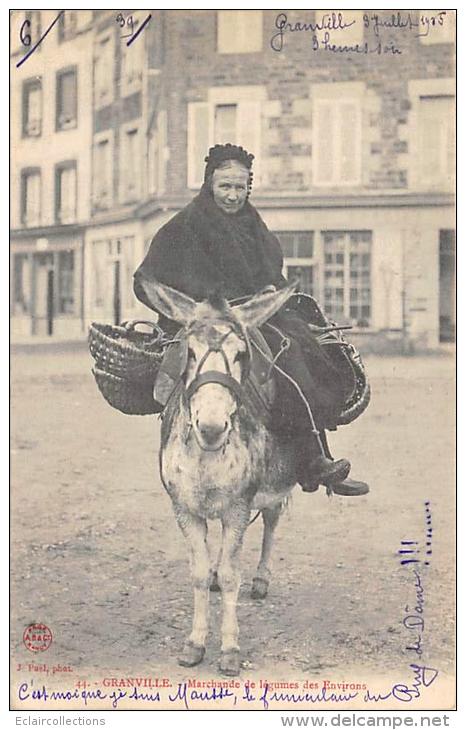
[259,284,277,295]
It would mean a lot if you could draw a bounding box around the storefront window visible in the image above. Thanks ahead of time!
[57,250,75,314]
[13,254,31,314]
[323,230,372,327]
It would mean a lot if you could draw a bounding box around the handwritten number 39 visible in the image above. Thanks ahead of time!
[20,19,32,47]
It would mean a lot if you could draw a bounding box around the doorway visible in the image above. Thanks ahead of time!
[439,230,455,343]
[34,253,54,336]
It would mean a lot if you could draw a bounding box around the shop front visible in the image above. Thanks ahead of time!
[10,228,84,339]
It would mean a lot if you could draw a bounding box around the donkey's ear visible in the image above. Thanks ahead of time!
[233,281,297,329]
[135,276,197,325]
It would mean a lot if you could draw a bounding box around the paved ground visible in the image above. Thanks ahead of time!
[10,347,455,709]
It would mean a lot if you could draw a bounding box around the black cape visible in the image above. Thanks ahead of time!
[134,186,287,310]
[133,187,346,433]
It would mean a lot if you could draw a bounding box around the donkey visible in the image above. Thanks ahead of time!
[139,278,303,676]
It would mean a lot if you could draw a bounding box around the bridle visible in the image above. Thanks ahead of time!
[184,322,250,405]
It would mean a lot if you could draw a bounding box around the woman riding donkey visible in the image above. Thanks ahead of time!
[133,143,369,497]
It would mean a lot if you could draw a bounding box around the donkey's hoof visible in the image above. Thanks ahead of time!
[178,640,205,667]
[251,577,269,599]
[219,649,241,676]
[210,570,221,592]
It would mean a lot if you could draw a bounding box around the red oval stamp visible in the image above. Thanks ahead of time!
[23,623,53,653]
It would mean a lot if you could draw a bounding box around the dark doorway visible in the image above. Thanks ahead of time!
[34,253,54,336]
[113,260,121,325]
[47,269,54,335]
[439,230,455,343]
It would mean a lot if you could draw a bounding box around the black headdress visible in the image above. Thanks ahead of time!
[203,143,255,192]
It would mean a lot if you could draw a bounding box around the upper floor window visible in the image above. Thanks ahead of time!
[94,34,114,108]
[20,168,41,227]
[120,21,144,95]
[120,127,140,202]
[148,110,167,197]
[187,86,265,188]
[312,82,364,187]
[11,11,41,55]
[217,11,263,53]
[22,78,42,137]
[419,10,455,44]
[58,11,77,41]
[56,67,78,131]
[93,135,113,210]
[417,95,455,189]
[55,162,77,223]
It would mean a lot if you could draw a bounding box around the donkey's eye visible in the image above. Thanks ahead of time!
[188,347,195,360]
[234,351,245,364]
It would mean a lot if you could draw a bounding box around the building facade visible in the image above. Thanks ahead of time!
[11,9,456,350]
[10,10,94,337]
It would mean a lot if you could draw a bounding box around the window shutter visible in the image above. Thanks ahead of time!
[237,100,262,187]
[338,100,361,184]
[314,100,335,185]
[418,96,455,187]
[187,102,211,189]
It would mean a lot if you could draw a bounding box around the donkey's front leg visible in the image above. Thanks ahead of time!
[217,502,250,676]
[175,507,210,667]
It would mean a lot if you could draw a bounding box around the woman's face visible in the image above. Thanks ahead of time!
[211,162,249,215]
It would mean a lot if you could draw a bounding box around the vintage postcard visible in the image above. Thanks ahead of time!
[10,7,456,713]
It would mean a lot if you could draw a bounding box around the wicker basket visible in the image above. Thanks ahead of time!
[89,320,168,415]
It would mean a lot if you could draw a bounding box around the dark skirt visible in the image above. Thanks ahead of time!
[261,310,347,438]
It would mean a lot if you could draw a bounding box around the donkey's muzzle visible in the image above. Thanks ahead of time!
[195,419,229,450]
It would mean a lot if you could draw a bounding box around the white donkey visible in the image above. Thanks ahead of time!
[140,278,302,676]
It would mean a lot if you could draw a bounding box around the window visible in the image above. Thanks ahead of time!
[187,86,265,188]
[419,10,455,44]
[313,10,364,46]
[22,78,42,137]
[120,127,140,202]
[55,162,77,223]
[94,35,114,108]
[57,251,75,314]
[21,169,41,226]
[312,83,364,186]
[56,67,77,131]
[11,11,41,54]
[217,11,263,53]
[120,23,144,95]
[275,232,315,295]
[417,96,455,189]
[12,254,31,315]
[148,111,167,196]
[58,11,77,41]
[93,136,113,209]
[323,231,372,327]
